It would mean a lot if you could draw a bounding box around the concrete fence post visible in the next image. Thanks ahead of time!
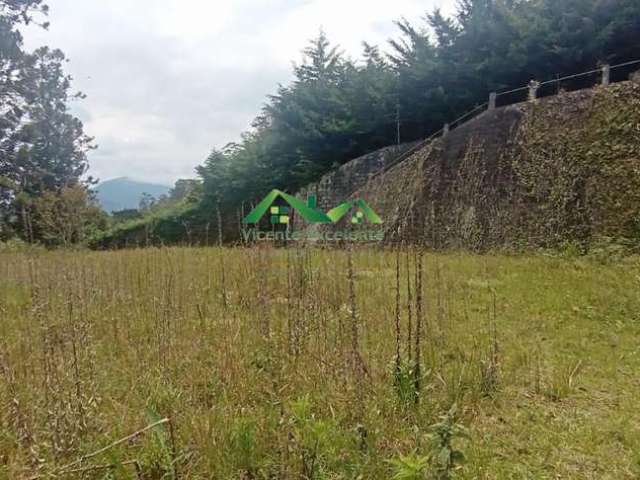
[489,92,497,110]
[528,80,540,102]
[443,123,450,136]
[602,64,611,86]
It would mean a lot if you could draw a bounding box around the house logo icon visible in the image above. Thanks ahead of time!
[242,189,382,225]
[327,199,383,225]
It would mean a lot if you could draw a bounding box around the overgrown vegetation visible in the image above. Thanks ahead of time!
[348,81,640,252]
[510,83,640,247]
[1,247,639,478]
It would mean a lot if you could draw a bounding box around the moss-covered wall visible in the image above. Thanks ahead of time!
[292,142,419,230]
[348,81,640,250]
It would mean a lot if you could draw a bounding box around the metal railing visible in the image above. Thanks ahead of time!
[374,58,640,178]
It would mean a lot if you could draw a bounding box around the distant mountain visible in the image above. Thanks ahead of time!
[95,177,171,212]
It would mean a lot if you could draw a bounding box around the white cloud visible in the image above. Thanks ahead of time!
[22,0,457,185]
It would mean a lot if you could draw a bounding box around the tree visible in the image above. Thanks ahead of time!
[0,0,49,163]
[169,179,200,203]
[111,208,142,224]
[0,2,95,243]
[33,184,106,246]
[293,30,343,84]
[0,0,48,238]
[342,43,397,147]
[138,192,157,213]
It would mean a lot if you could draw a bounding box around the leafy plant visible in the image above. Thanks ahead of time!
[393,360,420,407]
[388,452,430,480]
[138,409,178,480]
[230,417,260,476]
[428,405,469,480]
[288,395,350,479]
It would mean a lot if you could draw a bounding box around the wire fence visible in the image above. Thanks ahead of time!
[376,58,640,177]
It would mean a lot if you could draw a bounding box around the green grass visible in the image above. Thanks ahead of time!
[0,247,639,479]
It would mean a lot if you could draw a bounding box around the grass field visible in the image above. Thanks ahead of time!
[1,247,639,479]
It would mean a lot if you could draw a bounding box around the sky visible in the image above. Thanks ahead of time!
[22,0,457,186]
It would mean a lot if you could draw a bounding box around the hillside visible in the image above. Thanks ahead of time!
[95,177,170,212]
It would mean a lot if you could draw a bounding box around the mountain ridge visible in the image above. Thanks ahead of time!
[95,177,171,212]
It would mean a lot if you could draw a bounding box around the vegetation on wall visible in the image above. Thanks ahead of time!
[355,82,640,252]
[509,83,640,248]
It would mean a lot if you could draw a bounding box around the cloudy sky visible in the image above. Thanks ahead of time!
[23,0,456,186]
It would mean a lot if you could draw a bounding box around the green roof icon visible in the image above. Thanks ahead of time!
[243,190,332,224]
[326,199,383,224]
[242,190,382,225]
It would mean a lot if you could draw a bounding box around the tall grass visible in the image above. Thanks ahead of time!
[0,247,639,479]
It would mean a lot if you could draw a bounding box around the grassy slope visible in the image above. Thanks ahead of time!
[0,248,639,479]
